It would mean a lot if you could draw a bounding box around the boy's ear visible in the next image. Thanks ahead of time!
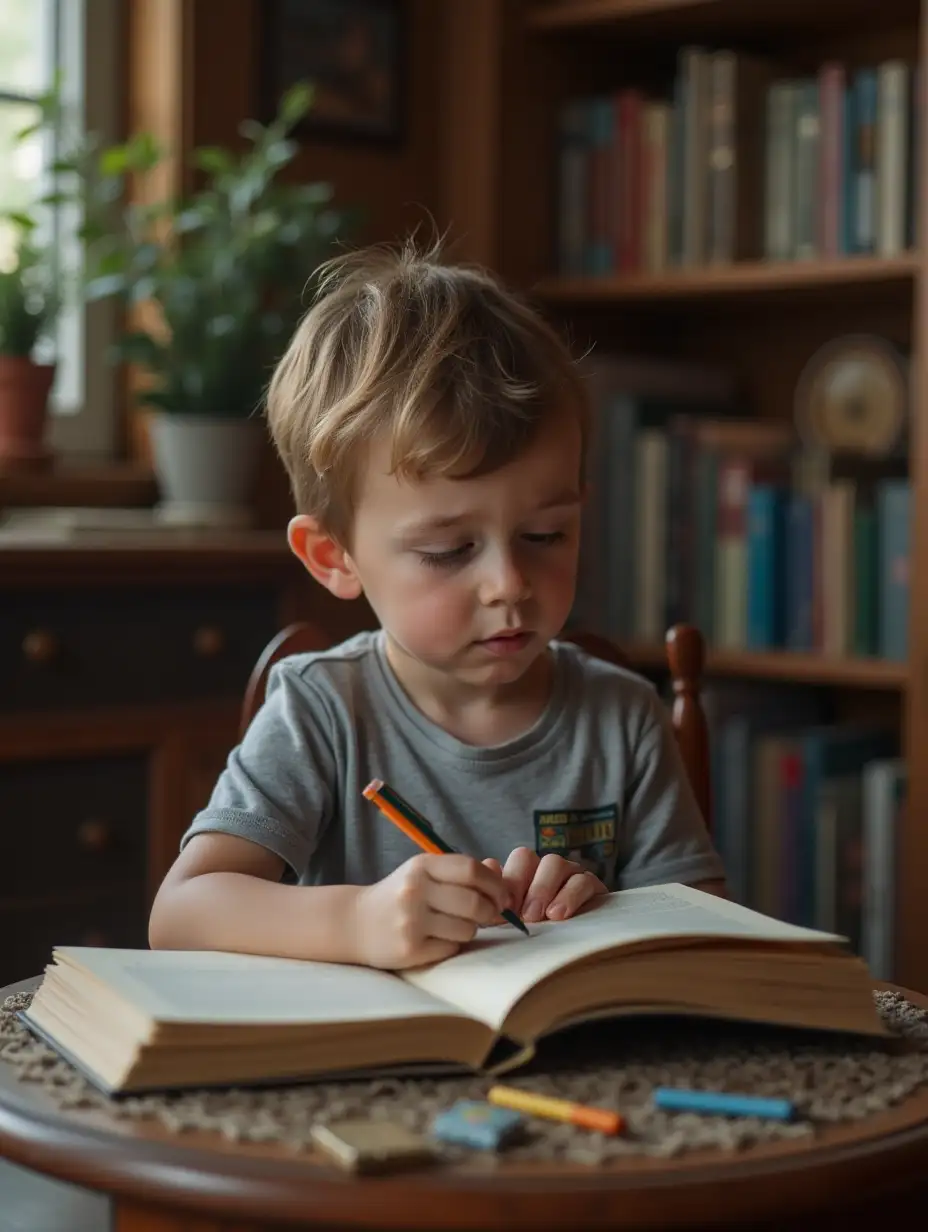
[287,515,363,601]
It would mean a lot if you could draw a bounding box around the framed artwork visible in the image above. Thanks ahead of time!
[259,0,405,144]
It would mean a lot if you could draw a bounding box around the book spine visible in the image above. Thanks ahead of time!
[557,100,589,276]
[667,70,686,266]
[862,759,904,980]
[853,503,879,656]
[780,747,803,923]
[634,431,668,641]
[876,60,910,256]
[681,46,710,266]
[878,480,911,662]
[694,443,718,642]
[746,485,785,648]
[643,101,670,271]
[586,97,614,275]
[617,89,643,270]
[853,68,878,254]
[818,61,845,257]
[715,457,749,648]
[785,494,814,650]
[765,80,796,259]
[841,75,858,254]
[793,77,821,260]
[707,50,735,263]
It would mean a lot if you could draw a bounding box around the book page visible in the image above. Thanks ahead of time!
[402,883,844,1030]
[53,948,454,1026]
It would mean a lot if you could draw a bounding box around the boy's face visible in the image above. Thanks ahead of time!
[343,410,583,690]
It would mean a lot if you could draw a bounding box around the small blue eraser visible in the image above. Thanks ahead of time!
[653,1087,795,1121]
[431,1100,523,1150]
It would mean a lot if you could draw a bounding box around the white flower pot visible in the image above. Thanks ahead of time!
[149,413,262,529]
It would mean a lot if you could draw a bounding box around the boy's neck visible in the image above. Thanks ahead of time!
[383,636,555,747]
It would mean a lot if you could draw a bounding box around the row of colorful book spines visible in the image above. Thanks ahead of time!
[764,63,918,262]
[557,60,917,275]
[733,483,908,660]
[711,742,902,947]
[597,479,910,659]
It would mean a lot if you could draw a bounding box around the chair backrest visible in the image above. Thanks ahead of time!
[240,623,712,829]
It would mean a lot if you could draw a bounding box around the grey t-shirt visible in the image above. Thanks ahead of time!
[181,631,724,890]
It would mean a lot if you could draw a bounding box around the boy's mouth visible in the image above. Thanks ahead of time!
[477,630,533,656]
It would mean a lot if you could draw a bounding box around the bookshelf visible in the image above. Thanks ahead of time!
[623,644,909,689]
[441,0,928,990]
[535,254,918,302]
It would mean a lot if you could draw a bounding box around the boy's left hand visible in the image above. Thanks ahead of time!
[482,847,607,924]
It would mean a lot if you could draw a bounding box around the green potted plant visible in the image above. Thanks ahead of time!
[0,225,58,470]
[55,84,358,526]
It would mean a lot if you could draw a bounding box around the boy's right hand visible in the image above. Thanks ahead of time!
[354,854,508,970]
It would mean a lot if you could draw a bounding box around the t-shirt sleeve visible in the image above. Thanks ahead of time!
[616,691,725,890]
[179,663,338,880]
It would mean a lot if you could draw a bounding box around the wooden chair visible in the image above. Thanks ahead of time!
[241,623,712,829]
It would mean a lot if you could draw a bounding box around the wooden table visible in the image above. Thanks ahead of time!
[2,979,928,1230]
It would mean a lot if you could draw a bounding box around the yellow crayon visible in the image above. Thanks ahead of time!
[487,1085,623,1135]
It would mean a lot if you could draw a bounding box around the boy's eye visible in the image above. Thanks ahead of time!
[417,543,473,568]
[523,531,566,545]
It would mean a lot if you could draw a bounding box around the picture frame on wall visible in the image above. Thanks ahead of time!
[259,0,405,144]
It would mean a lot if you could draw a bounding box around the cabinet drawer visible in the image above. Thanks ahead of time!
[0,585,278,712]
[0,889,148,988]
[0,754,148,900]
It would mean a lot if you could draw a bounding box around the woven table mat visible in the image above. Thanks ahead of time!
[3,991,928,1164]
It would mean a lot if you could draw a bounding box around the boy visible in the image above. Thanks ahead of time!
[149,240,725,970]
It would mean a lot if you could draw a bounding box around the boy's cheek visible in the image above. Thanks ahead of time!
[387,588,473,654]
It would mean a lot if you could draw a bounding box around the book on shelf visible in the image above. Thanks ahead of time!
[23,884,887,1096]
[574,357,911,662]
[556,49,918,276]
[701,679,905,977]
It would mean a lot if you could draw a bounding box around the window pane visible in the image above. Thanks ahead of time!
[0,100,45,268]
[0,0,53,97]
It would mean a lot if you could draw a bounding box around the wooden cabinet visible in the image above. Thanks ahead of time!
[0,532,370,985]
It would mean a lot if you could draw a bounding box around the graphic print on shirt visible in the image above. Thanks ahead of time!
[533,804,618,883]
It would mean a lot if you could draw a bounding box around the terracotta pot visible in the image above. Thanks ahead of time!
[0,356,55,469]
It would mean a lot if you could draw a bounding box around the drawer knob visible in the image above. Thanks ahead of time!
[193,625,226,657]
[77,819,113,852]
[22,628,59,663]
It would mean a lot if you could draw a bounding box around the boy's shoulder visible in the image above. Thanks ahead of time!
[553,637,663,726]
[266,630,382,697]
[554,636,657,691]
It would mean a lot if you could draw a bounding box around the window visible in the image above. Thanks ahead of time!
[0,0,121,460]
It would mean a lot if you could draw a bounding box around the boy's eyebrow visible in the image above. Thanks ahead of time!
[396,489,582,538]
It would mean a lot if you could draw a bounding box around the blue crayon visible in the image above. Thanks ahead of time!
[653,1087,795,1121]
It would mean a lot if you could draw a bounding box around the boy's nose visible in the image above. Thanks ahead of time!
[478,552,531,606]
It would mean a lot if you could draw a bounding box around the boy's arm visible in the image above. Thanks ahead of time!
[617,692,728,893]
[148,832,368,964]
[149,831,509,969]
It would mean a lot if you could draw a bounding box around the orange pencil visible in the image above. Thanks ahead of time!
[362,778,529,935]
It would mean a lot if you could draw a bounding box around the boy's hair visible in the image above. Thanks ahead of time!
[265,238,589,542]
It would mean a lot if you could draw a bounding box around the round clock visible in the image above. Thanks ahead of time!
[794,335,909,457]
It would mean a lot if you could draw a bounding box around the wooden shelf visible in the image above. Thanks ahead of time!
[0,463,157,510]
[527,0,919,40]
[623,643,908,689]
[534,255,919,305]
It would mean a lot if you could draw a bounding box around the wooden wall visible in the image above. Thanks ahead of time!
[126,0,449,525]
[185,0,445,246]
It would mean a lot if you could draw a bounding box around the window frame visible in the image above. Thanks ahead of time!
[48,0,123,461]
[0,0,123,461]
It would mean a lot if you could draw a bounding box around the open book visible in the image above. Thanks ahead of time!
[23,884,887,1094]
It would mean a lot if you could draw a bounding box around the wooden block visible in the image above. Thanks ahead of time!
[310,1119,435,1174]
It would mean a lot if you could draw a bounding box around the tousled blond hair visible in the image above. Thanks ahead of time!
[265,238,589,542]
